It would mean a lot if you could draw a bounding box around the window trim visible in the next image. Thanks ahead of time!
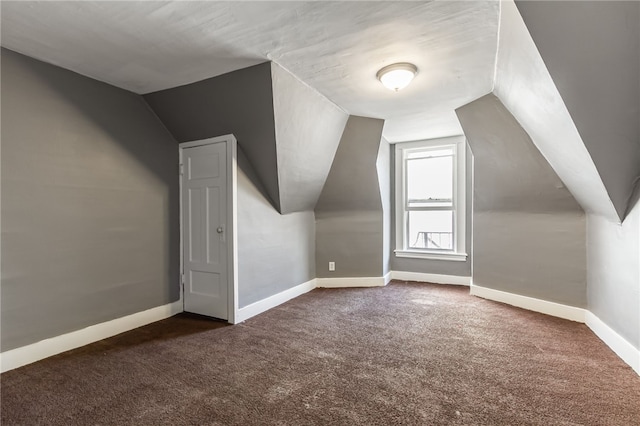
[394,135,467,261]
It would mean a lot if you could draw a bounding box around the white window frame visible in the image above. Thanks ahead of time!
[394,135,467,262]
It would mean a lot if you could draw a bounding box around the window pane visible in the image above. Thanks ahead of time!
[408,210,453,250]
[407,148,452,160]
[407,154,453,208]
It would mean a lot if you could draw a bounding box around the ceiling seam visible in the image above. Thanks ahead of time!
[490,0,503,93]
[270,60,350,116]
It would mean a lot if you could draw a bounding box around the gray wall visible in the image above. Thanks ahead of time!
[587,197,640,349]
[144,62,321,308]
[389,143,473,277]
[315,116,385,278]
[457,94,586,307]
[146,62,349,216]
[143,63,282,211]
[377,138,392,276]
[514,0,639,348]
[516,0,640,221]
[271,63,348,214]
[236,149,315,307]
[493,0,617,221]
[1,48,179,351]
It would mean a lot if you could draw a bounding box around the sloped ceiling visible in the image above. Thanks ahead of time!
[144,63,283,211]
[457,94,582,214]
[515,0,640,221]
[0,1,499,143]
[492,0,619,222]
[271,63,349,214]
[316,116,385,213]
[144,62,349,214]
[2,1,636,221]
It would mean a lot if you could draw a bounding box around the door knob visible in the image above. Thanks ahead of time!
[217,226,223,234]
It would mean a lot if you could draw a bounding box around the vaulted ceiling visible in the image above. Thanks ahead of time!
[0,1,499,142]
[2,1,638,222]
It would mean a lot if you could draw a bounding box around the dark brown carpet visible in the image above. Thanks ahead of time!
[2,281,639,425]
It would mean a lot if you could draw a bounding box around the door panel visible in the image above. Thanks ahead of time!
[190,270,221,297]
[188,188,203,263]
[189,153,220,180]
[182,142,228,319]
[206,186,221,263]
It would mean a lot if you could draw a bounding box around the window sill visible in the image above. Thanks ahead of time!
[394,250,468,262]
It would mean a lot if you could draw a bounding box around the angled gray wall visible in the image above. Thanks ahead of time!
[516,0,640,221]
[271,63,348,214]
[513,0,640,351]
[587,198,640,350]
[144,63,282,211]
[377,138,392,276]
[1,48,179,351]
[144,61,348,307]
[493,0,617,222]
[315,116,385,278]
[457,94,586,307]
[236,148,315,307]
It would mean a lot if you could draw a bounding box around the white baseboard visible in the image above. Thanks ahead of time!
[235,279,317,323]
[0,300,183,373]
[6,279,637,378]
[585,311,640,376]
[390,271,471,286]
[465,284,640,376]
[316,276,388,288]
[470,284,586,322]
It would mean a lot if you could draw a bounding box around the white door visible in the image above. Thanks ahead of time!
[182,141,228,319]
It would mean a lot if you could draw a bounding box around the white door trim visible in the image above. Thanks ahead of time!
[179,135,238,323]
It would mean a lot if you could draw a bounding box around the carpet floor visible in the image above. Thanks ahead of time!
[2,281,639,425]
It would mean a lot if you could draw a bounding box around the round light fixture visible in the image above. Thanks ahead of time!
[376,63,418,92]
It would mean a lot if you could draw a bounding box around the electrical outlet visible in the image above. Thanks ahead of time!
[328,261,335,272]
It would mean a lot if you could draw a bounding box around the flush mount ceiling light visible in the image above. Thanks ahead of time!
[376,63,418,92]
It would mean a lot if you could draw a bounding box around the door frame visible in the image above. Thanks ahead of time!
[179,134,238,324]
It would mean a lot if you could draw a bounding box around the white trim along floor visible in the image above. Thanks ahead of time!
[2,273,637,376]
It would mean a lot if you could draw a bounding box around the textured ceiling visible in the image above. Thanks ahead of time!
[1,1,500,142]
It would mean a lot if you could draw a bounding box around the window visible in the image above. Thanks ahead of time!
[395,136,467,261]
